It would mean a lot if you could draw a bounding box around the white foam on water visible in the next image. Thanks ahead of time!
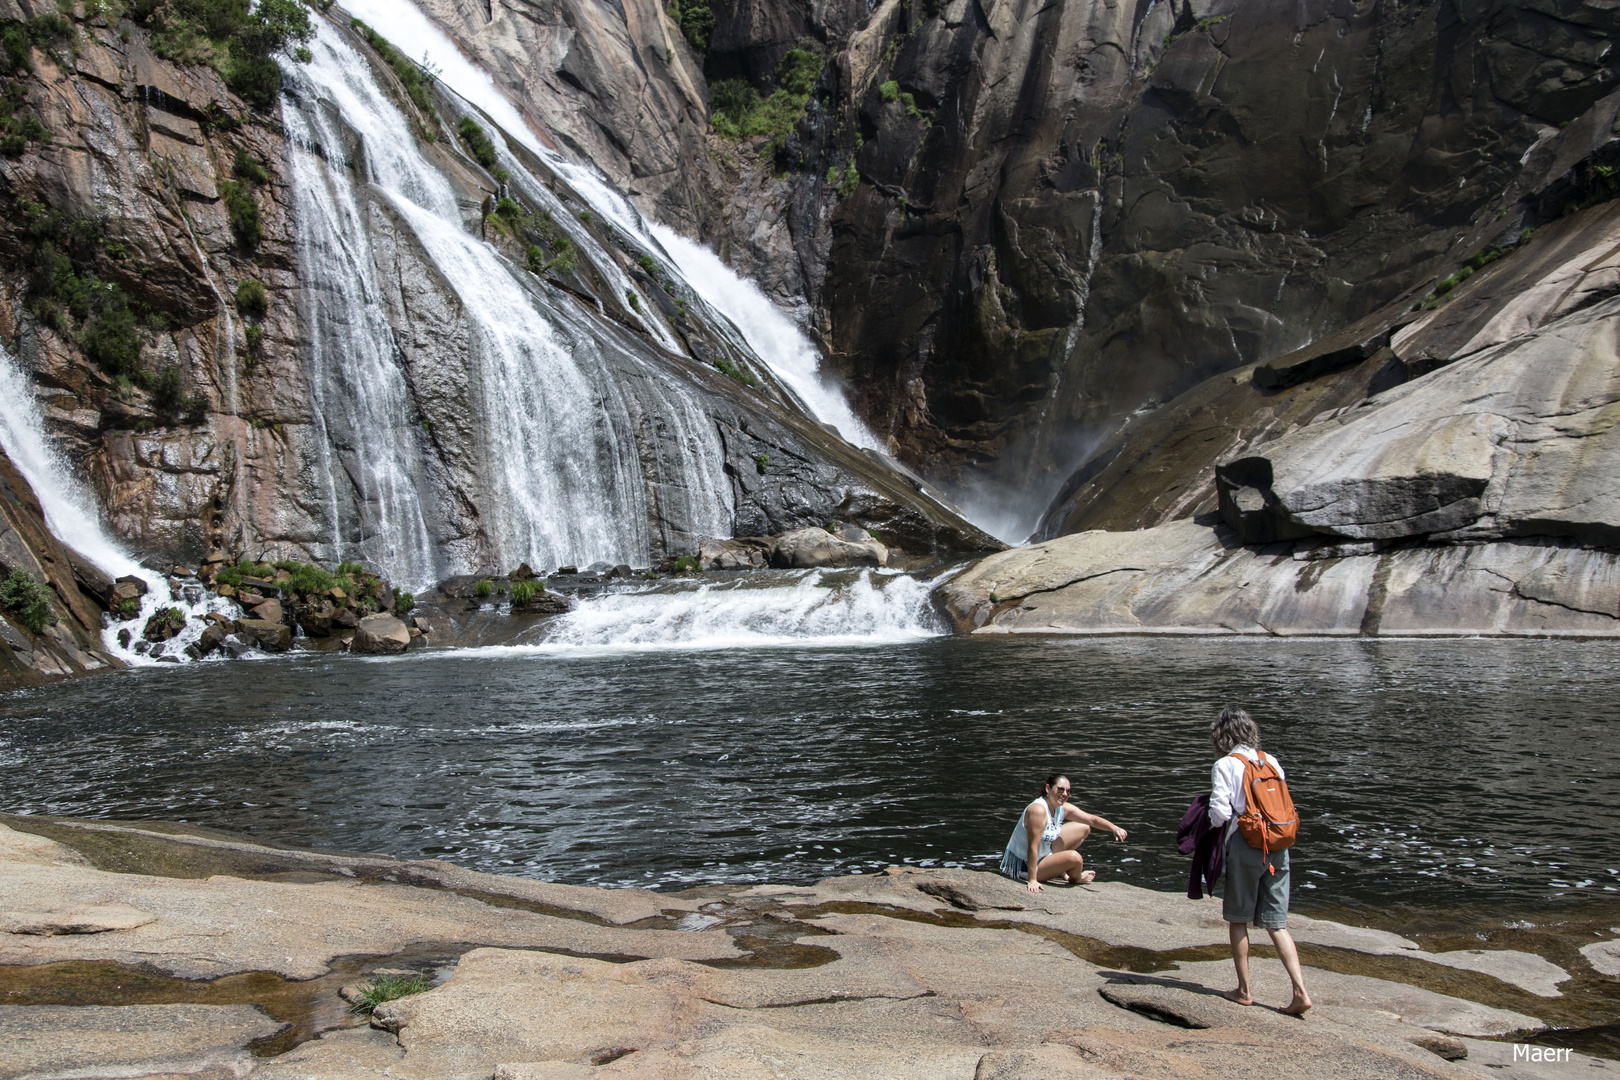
[400,569,947,658]
[0,346,234,666]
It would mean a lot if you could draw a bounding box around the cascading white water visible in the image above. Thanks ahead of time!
[283,23,732,580]
[0,345,233,665]
[402,569,948,658]
[284,85,440,587]
[650,227,882,451]
[333,0,879,449]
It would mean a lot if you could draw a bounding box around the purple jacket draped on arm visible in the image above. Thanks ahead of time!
[1177,794,1224,899]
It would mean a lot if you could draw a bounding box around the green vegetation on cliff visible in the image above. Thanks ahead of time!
[710,46,823,155]
[128,0,313,108]
[0,570,53,635]
[665,0,713,52]
[351,19,438,134]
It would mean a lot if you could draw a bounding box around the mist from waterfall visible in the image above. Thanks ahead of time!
[283,22,733,584]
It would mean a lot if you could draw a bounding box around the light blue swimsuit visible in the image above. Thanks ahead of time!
[999,800,1064,880]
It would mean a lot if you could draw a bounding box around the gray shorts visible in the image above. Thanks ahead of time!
[1222,831,1290,929]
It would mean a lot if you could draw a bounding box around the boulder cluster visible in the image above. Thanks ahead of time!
[108,552,431,659]
[695,524,889,572]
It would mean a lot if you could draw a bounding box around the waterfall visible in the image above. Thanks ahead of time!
[282,22,731,583]
[0,346,232,666]
[650,227,882,451]
[333,0,878,445]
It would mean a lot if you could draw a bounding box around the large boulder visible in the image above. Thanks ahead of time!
[770,528,888,569]
[353,614,411,655]
[235,619,292,652]
[698,538,772,571]
[1216,294,1620,547]
[248,598,283,625]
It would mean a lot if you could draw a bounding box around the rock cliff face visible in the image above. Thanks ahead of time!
[432,0,1617,533]
[937,86,1620,637]
[0,0,997,599]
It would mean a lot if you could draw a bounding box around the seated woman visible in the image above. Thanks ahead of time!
[998,772,1128,892]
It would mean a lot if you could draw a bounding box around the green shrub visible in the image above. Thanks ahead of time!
[457,115,497,168]
[82,297,142,377]
[131,0,312,108]
[393,587,415,614]
[148,364,207,425]
[879,79,899,103]
[510,579,540,604]
[282,561,337,595]
[0,570,53,634]
[111,595,140,620]
[243,322,264,356]
[475,578,493,598]
[337,560,365,576]
[348,973,430,1015]
[220,180,261,250]
[234,278,267,318]
[0,83,49,154]
[755,451,769,473]
[352,20,438,130]
[626,290,641,313]
[672,554,698,573]
[710,46,824,154]
[666,0,713,51]
[234,147,270,185]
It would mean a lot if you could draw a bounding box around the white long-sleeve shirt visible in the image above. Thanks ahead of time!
[1209,745,1284,842]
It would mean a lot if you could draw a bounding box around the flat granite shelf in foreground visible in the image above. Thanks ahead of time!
[0,817,1615,1080]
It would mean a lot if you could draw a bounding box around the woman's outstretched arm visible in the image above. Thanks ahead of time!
[1067,808,1128,841]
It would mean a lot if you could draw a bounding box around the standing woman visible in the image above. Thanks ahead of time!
[1209,707,1312,1015]
[999,773,1128,892]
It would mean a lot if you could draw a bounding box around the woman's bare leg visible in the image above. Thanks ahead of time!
[1223,922,1253,1004]
[1034,849,1094,884]
[1267,928,1312,1014]
[1051,822,1092,882]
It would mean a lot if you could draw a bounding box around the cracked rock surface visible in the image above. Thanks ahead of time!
[2,818,1614,1079]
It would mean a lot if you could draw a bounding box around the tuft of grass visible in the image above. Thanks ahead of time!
[510,579,541,604]
[715,356,757,387]
[475,578,494,598]
[348,973,431,1015]
[754,451,769,473]
[672,554,698,573]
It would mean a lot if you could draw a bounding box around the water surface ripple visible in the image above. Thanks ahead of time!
[4,637,1617,911]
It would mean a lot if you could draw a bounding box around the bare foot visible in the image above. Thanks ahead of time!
[1221,988,1253,1005]
[1067,870,1096,884]
[1280,993,1313,1016]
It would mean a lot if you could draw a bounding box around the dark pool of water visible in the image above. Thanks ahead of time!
[4,636,1619,910]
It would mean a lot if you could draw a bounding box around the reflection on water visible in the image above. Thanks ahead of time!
[2,636,1617,908]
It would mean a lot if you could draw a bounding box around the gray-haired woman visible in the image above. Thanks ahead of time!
[1209,706,1312,1015]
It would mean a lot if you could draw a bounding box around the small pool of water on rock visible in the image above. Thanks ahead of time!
[2,636,1619,913]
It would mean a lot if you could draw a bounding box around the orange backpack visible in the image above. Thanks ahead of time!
[1230,752,1298,868]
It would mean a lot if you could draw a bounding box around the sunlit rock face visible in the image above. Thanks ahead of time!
[429,0,1614,535]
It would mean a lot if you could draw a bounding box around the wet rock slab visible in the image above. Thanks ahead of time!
[0,1002,285,1080]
